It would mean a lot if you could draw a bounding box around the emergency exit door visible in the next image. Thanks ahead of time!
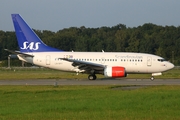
[46,55,51,65]
[147,57,152,66]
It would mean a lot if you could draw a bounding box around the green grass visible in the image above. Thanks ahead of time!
[0,67,180,80]
[0,67,92,80]
[127,68,180,79]
[0,85,180,120]
[0,68,179,119]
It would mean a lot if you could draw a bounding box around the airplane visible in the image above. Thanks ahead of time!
[5,14,174,80]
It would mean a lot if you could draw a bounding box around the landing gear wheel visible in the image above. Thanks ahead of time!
[88,74,97,80]
[150,76,154,81]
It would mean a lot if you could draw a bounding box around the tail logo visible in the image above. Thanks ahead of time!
[21,42,41,50]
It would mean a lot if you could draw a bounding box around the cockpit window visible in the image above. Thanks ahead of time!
[157,59,166,62]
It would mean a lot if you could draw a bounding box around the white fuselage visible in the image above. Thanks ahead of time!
[10,14,175,80]
[18,52,174,74]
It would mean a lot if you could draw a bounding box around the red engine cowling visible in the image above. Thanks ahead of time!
[104,66,126,78]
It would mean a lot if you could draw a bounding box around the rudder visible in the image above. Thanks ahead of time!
[11,14,62,52]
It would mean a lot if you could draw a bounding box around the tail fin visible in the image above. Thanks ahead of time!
[11,14,62,52]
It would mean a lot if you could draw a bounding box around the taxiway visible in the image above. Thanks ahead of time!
[0,79,180,85]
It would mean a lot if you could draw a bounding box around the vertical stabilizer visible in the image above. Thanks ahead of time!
[11,14,62,52]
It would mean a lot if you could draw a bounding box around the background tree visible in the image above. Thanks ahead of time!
[1,23,180,65]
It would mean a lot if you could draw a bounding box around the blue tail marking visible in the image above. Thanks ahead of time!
[11,14,63,52]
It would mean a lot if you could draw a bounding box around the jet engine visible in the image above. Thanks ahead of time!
[104,66,127,78]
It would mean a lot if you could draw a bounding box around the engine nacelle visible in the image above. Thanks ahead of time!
[104,66,126,78]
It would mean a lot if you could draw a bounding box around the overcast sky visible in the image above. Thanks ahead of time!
[1,0,180,32]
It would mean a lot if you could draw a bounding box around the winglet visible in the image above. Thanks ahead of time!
[11,14,63,52]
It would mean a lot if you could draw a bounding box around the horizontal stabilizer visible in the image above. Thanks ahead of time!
[4,49,34,57]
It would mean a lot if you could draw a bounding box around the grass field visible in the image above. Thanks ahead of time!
[0,67,180,80]
[0,85,180,120]
[0,68,180,119]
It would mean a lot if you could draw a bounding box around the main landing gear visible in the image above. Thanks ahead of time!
[88,74,97,80]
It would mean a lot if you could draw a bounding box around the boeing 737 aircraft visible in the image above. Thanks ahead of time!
[5,14,174,80]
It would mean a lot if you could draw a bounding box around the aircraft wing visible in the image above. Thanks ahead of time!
[61,58,105,73]
[4,49,34,57]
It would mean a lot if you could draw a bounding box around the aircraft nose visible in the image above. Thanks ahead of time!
[168,63,174,69]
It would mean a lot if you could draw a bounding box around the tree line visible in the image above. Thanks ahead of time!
[0,23,180,65]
